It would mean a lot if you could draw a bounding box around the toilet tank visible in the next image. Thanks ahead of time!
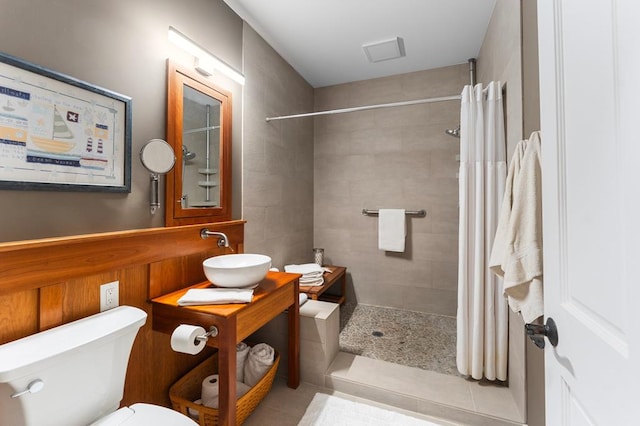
[0,306,147,426]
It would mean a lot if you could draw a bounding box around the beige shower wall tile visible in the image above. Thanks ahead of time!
[314,205,361,231]
[265,142,296,176]
[324,109,377,134]
[243,206,267,251]
[373,151,431,181]
[348,127,403,154]
[372,103,430,129]
[243,171,283,207]
[403,177,459,206]
[315,153,377,183]
[314,178,350,207]
[346,230,379,256]
[402,123,458,152]
[430,204,459,234]
[374,259,432,289]
[314,131,351,158]
[355,282,406,308]
[431,261,459,291]
[403,287,457,316]
[412,233,458,263]
[400,64,469,99]
[348,178,411,210]
[431,148,460,178]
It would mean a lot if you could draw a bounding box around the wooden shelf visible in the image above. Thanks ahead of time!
[299,265,347,305]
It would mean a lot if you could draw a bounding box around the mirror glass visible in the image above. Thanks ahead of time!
[181,85,221,208]
[165,61,232,226]
[140,138,175,174]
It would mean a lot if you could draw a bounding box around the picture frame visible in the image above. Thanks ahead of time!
[0,51,132,192]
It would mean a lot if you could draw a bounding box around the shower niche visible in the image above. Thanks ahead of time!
[165,61,232,226]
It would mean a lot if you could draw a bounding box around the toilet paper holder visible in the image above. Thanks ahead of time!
[195,326,219,344]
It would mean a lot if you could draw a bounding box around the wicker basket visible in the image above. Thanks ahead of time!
[169,350,280,426]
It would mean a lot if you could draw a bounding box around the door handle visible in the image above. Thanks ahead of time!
[525,317,558,349]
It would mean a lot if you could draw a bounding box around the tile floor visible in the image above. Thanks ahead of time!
[243,377,461,426]
[339,303,458,376]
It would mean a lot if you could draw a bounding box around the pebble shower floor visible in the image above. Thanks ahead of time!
[339,303,459,376]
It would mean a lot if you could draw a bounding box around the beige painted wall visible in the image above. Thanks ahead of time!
[0,0,243,242]
[521,1,545,425]
[241,25,315,268]
[313,64,468,315]
[477,0,544,423]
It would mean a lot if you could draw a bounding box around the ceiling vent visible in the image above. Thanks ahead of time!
[362,37,406,63]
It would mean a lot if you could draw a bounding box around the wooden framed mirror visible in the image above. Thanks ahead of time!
[165,61,232,226]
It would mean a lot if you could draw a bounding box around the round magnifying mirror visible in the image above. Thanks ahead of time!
[140,139,175,214]
[140,138,175,174]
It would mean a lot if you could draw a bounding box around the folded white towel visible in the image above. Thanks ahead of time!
[177,288,253,306]
[378,209,406,252]
[299,277,324,286]
[236,342,250,382]
[284,263,323,275]
[243,343,275,387]
[299,273,323,281]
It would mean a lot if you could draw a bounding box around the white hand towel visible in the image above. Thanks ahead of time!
[378,209,406,252]
[177,288,253,306]
[236,342,250,382]
[243,343,275,387]
[284,263,323,275]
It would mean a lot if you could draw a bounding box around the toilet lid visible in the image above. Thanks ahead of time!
[93,403,198,425]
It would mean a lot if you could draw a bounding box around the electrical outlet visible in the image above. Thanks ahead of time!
[100,281,119,312]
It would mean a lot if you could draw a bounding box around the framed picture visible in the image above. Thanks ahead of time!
[0,52,132,192]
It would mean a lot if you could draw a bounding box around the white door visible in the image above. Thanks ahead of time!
[538,1,640,424]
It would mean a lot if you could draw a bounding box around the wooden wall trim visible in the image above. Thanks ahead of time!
[0,221,245,295]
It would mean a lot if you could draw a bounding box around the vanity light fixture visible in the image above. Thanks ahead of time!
[168,26,245,85]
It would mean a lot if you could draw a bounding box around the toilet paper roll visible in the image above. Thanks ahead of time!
[201,376,252,409]
[170,324,206,355]
[201,374,219,408]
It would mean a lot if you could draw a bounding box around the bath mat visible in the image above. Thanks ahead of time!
[297,393,443,426]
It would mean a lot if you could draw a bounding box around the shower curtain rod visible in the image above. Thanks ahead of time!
[265,94,461,122]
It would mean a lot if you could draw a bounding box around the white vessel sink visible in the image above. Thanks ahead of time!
[203,254,272,288]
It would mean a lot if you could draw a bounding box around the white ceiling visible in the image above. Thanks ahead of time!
[223,0,496,88]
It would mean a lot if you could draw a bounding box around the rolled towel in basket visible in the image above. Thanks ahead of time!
[236,342,250,382]
[243,343,275,387]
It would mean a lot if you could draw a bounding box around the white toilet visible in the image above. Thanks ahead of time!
[0,306,197,426]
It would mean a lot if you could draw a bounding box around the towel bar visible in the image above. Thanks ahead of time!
[361,209,426,217]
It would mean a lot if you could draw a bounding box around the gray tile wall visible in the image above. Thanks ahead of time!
[242,25,315,268]
[313,64,468,316]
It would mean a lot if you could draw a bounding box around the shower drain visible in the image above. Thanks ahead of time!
[372,331,384,337]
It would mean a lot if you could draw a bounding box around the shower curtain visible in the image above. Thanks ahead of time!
[456,81,508,381]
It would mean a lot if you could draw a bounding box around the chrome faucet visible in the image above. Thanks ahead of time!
[200,229,230,248]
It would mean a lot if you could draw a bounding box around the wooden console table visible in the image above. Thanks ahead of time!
[151,271,300,426]
[299,265,347,305]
